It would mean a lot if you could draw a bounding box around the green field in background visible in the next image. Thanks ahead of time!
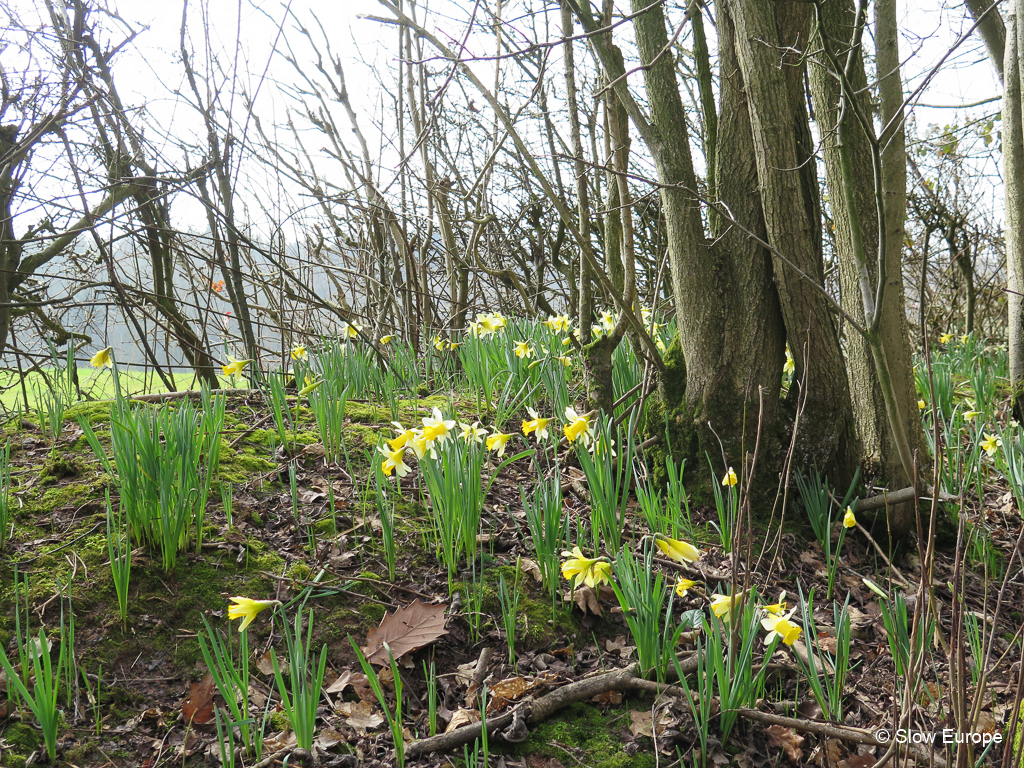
[0,367,246,411]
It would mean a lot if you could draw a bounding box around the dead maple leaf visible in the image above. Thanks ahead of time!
[766,724,804,763]
[362,599,448,665]
[182,672,216,725]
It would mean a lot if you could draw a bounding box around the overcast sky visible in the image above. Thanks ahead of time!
[70,0,1007,230]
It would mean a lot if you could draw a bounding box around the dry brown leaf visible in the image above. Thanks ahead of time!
[362,599,449,665]
[182,672,216,725]
[605,635,637,659]
[325,669,352,694]
[592,690,623,705]
[261,730,298,752]
[254,650,275,675]
[445,707,481,732]
[454,660,478,688]
[766,724,804,763]
[570,586,602,616]
[630,710,653,737]
[817,636,838,654]
[486,676,542,715]
[348,672,377,702]
[519,558,543,583]
[975,711,997,734]
[489,676,536,700]
[337,700,384,733]
[316,727,346,749]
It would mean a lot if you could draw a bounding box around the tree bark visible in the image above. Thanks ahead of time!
[1005,5,1024,421]
[725,0,856,477]
[965,0,1006,83]
[806,0,925,541]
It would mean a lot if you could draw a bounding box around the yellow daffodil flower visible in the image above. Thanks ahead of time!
[290,345,308,361]
[675,578,697,597]
[843,507,857,528]
[379,335,394,344]
[344,322,361,339]
[761,613,802,645]
[918,400,926,410]
[521,408,551,441]
[722,467,738,487]
[388,424,418,452]
[378,444,411,478]
[592,435,616,457]
[408,435,428,460]
[784,345,795,375]
[422,407,456,446]
[963,410,981,421]
[655,534,700,563]
[763,600,787,616]
[563,406,594,446]
[492,314,507,330]
[90,347,114,369]
[960,334,969,344]
[541,314,569,332]
[514,340,534,359]
[981,432,1002,457]
[562,337,572,346]
[475,314,499,336]
[433,335,447,352]
[228,596,280,632]
[560,546,612,588]
[557,355,572,368]
[710,593,740,622]
[552,314,570,332]
[222,357,251,377]
[459,421,488,444]
[599,310,616,332]
[655,336,667,354]
[486,432,512,457]
[940,333,952,344]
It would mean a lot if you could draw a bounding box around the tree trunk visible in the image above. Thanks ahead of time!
[807,0,925,540]
[1005,6,1024,420]
[726,0,857,478]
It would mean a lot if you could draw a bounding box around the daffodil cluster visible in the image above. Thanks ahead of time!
[541,314,570,333]
[467,312,508,337]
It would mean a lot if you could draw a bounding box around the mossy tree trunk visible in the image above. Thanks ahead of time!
[625,0,788,473]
